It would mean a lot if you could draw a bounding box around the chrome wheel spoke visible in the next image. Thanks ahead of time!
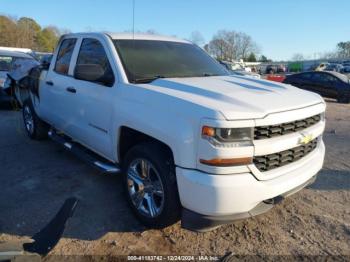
[145,193,158,217]
[152,181,164,197]
[141,159,151,179]
[127,167,143,186]
[24,106,34,134]
[131,191,144,209]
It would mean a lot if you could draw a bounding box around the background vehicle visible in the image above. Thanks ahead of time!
[219,60,252,72]
[219,61,260,78]
[35,52,53,65]
[283,71,350,103]
[342,66,350,78]
[342,61,350,67]
[230,69,261,79]
[0,50,37,96]
[325,63,343,73]
[20,32,325,232]
[265,64,285,74]
[315,62,329,71]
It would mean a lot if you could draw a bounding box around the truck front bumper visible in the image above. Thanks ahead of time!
[177,140,325,231]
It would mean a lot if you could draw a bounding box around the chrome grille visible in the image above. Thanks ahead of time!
[253,139,318,172]
[254,114,321,140]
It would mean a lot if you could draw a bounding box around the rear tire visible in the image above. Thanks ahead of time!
[123,142,181,228]
[337,93,350,103]
[22,100,49,140]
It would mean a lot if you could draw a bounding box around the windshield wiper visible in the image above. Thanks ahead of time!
[132,75,165,83]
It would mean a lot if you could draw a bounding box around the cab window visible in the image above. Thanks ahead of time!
[54,38,77,75]
[75,38,114,87]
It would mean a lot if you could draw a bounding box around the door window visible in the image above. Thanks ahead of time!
[75,38,114,86]
[300,73,312,80]
[54,38,77,75]
[324,74,338,83]
[312,73,328,83]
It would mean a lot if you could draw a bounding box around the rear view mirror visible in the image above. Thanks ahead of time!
[74,64,114,86]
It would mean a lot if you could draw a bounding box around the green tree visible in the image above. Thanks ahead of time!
[36,27,59,52]
[246,52,257,62]
[0,16,18,47]
[0,15,61,51]
[337,41,350,58]
[16,17,41,48]
[259,55,268,62]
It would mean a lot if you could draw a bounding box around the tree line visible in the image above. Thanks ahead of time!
[0,15,270,62]
[0,15,66,52]
[291,42,350,62]
[189,30,270,62]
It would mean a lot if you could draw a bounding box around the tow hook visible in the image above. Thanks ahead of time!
[263,195,284,205]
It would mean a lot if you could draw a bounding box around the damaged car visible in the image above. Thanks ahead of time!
[1,50,40,106]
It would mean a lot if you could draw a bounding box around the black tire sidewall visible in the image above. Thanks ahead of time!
[22,101,36,139]
[22,100,48,140]
[337,92,350,103]
[122,142,181,228]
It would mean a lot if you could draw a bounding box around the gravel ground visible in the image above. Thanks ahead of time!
[0,99,349,259]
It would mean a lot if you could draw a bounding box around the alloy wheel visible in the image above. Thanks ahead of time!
[23,105,34,135]
[127,158,165,218]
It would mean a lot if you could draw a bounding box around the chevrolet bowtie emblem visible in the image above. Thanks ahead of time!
[299,133,313,145]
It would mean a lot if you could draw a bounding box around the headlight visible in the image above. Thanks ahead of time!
[202,126,253,147]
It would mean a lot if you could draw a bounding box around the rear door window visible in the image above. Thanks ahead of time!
[54,38,77,75]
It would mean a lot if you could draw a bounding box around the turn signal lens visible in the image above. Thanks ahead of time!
[202,126,215,137]
[200,157,253,167]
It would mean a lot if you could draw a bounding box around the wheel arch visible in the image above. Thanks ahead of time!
[118,126,175,165]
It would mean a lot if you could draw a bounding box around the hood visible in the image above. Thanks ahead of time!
[138,75,324,120]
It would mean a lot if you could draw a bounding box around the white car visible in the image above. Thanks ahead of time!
[20,32,326,231]
[0,50,37,97]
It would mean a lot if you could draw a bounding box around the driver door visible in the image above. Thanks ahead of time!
[68,37,116,159]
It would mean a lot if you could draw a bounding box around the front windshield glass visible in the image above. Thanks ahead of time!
[332,72,349,83]
[113,39,228,83]
[0,56,13,71]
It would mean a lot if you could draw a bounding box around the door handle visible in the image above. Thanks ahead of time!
[46,81,54,86]
[66,87,77,93]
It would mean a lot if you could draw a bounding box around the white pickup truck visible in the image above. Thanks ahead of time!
[21,32,326,231]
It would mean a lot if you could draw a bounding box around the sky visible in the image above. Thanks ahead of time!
[0,0,349,60]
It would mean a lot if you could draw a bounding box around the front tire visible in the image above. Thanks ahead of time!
[123,142,181,228]
[22,100,49,140]
[337,92,350,103]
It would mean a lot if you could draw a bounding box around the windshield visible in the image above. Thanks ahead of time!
[332,72,349,83]
[0,56,13,71]
[113,40,228,83]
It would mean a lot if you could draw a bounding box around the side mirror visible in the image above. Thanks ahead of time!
[74,64,114,86]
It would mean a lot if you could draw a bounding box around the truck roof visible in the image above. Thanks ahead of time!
[63,32,191,44]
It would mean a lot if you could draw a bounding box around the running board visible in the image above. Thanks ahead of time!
[48,130,121,174]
